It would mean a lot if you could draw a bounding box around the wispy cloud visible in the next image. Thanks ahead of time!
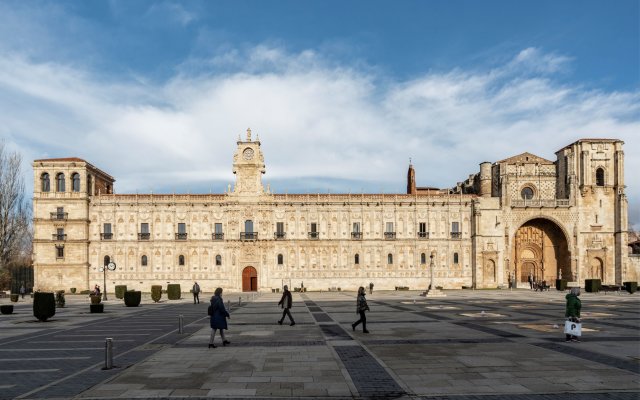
[0,45,638,228]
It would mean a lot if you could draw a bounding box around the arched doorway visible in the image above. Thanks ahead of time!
[589,257,604,280]
[513,218,570,285]
[242,266,258,292]
[484,259,496,282]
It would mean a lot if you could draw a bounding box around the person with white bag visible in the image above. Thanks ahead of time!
[564,287,582,342]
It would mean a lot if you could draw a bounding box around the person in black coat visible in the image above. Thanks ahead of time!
[208,287,230,348]
[277,285,295,326]
[351,286,370,333]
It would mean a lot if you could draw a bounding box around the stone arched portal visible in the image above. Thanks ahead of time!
[242,266,258,292]
[513,218,570,285]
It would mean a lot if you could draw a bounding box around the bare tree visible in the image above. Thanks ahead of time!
[0,142,31,273]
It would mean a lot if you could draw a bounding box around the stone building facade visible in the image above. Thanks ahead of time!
[32,132,634,293]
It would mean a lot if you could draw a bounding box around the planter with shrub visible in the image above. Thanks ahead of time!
[70,287,77,294]
[124,290,142,307]
[151,285,162,303]
[80,290,91,295]
[90,303,104,313]
[55,291,65,308]
[115,285,127,299]
[33,292,56,321]
[1,305,13,314]
[167,284,181,300]
[624,281,637,294]
[585,279,601,293]
[90,295,102,304]
[10,294,18,302]
[555,279,567,291]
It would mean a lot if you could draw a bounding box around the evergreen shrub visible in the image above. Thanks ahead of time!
[90,304,104,313]
[167,284,181,300]
[555,279,567,291]
[70,288,77,294]
[151,285,162,302]
[124,291,141,307]
[0,305,13,314]
[115,285,127,299]
[55,290,65,307]
[10,294,18,302]
[624,281,637,294]
[33,292,56,321]
[585,279,601,293]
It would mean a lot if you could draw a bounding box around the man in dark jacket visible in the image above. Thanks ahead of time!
[565,287,582,342]
[277,285,295,326]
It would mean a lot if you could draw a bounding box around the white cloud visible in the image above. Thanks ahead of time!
[0,46,638,228]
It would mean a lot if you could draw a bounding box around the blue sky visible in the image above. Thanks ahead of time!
[0,0,638,226]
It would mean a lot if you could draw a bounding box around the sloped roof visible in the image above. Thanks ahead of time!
[496,152,553,164]
[34,157,87,163]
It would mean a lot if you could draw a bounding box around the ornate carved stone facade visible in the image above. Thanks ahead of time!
[32,133,633,293]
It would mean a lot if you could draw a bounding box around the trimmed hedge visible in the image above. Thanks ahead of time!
[10,294,18,302]
[90,295,102,304]
[90,304,104,313]
[0,305,13,314]
[70,287,77,294]
[124,291,142,307]
[115,285,127,299]
[167,284,181,300]
[585,279,601,293]
[55,290,65,308]
[555,279,567,291]
[151,285,162,303]
[624,281,637,294]
[33,292,56,321]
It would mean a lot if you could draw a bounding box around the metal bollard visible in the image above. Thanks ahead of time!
[104,338,113,370]
[178,315,184,334]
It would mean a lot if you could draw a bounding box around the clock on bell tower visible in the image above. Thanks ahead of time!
[231,128,265,195]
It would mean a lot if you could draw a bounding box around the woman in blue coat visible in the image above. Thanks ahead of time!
[209,287,230,348]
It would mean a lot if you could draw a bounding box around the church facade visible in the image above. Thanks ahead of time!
[32,131,633,293]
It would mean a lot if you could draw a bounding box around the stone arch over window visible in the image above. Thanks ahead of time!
[56,173,65,192]
[277,254,283,265]
[103,255,110,266]
[141,255,148,266]
[71,172,80,192]
[453,252,459,264]
[595,167,605,186]
[215,255,222,266]
[179,255,185,266]
[355,253,360,265]
[41,173,50,192]
[387,253,393,264]
[421,253,426,264]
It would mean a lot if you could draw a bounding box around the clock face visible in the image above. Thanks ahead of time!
[243,148,254,160]
[107,262,117,271]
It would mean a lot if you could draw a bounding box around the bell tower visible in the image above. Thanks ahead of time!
[231,128,266,196]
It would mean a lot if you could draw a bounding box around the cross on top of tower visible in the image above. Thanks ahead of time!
[246,128,252,141]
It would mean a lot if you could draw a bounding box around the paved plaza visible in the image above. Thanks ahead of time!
[0,289,638,399]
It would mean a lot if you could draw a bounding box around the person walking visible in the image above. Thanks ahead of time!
[351,286,370,333]
[192,282,200,304]
[528,272,533,289]
[565,287,582,342]
[20,285,26,299]
[369,282,374,294]
[277,285,295,326]
[208,288,230,348]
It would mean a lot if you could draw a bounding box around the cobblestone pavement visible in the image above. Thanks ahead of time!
[1,289,638,399]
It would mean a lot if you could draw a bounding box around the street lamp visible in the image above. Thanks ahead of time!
[429,250,436,290]
[99,261,117,301]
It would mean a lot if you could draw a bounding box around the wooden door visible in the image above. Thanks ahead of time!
[242,266,257,292]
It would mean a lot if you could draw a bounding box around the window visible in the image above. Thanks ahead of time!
[214,223,223,240]
[56,245,64,258]
[309,222,319,239]
[245,220,253,232]
[176,223,187,240]
[104,255,110,266]
[54,228,65,241]
[53,206,66,220]
[353,222,360,233]
[275,222,285,239]
[139,223,150,240]
[215,255,222,266]
[596,168,605,186]
[387,253,393,264]
[451,222,461,239]
[56,173,65,192]
[453,252,459,264]
[179,255,185,266]
[386,222,394,232]
[521,187,534,200]
[72,173,80,192]
[385,222,396,239]
[102,223,112,240]
[355,254,360,265]
[418,222,427,238]
[141,255,148,266]
[243,220,256,240]
[277,254,283,265]
[421,253,426,264]
[41,173,50,192]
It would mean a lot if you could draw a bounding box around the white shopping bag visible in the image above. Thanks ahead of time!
[564,320,582,337]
